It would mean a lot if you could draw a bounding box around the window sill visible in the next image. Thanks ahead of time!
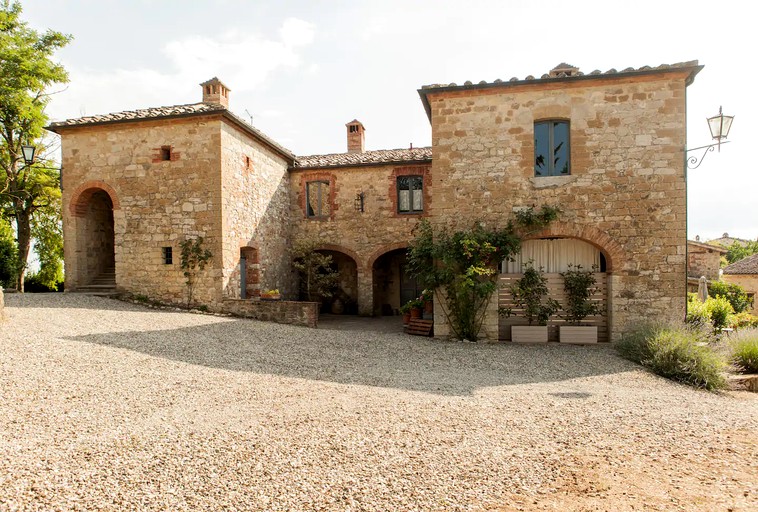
[530,175,577,189]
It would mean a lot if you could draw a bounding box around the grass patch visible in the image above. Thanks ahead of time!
[616,323,727,391]
[729,328,758,374]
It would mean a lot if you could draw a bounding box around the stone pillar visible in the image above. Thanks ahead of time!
[356,268,373,316]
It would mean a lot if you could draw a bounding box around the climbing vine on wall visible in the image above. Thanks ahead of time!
[407,206,560,341]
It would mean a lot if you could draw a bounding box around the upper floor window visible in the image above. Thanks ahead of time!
[306,181,330,218]
[397,175,423,213]
[534,121,570,176]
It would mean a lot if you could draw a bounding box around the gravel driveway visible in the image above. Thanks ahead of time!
[1,293,756,511]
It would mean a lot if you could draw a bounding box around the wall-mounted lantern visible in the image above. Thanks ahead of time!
[354,191,365,212]
[687,106,735,169]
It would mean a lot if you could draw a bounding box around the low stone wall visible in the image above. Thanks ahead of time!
[222,299,319,328]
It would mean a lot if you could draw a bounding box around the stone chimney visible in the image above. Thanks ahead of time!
[346,120,365,153]
[549,63,580,78]
[200,77,230,108]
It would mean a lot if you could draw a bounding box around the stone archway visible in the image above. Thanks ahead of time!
[371,247,419,316]
[316,249,359,314]
[69,185,118,289]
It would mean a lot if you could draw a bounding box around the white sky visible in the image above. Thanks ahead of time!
[21,0,757,242]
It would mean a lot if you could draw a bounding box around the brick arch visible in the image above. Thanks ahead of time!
[366,242,410,272]
[526,223,625,272]
[315,244,362,269]
[69,180,120,217]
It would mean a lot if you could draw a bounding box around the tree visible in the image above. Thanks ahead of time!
[180,237,213,306]
[726,240,758,265]
[292,239,339,302]
[0,1,71,291]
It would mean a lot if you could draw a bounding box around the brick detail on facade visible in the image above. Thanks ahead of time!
[528,222,626,272]
[151,145,181,163]
[298,171,338,220]
[69,180,121,217]
[388,165,432,218]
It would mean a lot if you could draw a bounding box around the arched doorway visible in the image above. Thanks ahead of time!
[372,248,420,316]
[499,237,610,342]
[316,250,359,314]
[73,188,115,287]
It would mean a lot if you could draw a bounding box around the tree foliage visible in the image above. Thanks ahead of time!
[507,262,560,326]
[0,0,71,291]
[560,264,602,325]
[292,239,339,302]
[407,205,559,341]
[726,240,758,265]
[179,237,213,306]
[0,216,16,287]
[708,280,751,314]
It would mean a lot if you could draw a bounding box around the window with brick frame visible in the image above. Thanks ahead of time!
[397,175,423,213]
[306,181,331,218]
[160,146,172,161]
[162,246,173,264]
[534,120,570,176]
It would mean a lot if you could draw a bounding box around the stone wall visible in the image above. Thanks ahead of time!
[61,116,224,306]
[222,298,319,327]
[0,287,5,321]
[687,242,724,280]
[219,122,294,300]
[425,71,692,341]
[289,163,430,314]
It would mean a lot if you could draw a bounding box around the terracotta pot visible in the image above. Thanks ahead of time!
[424,300,433,314]
[331,298,344,315]
[261,293,281,301]
[410,307,422,319]
[402,312,411,325]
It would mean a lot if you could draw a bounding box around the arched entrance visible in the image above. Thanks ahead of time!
[317,249,359,314]
[72,188,116,288]
[372,248,420,316]
[499,237,610,342]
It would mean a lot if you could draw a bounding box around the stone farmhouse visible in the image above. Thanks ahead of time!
[48,61,703,342]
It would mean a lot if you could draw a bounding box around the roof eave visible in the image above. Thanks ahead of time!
[417,64,705,122]
[46,108,295,163]
[290,157,432,171]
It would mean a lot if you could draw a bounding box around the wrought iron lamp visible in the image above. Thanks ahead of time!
[687,106,734,169]
[18,144,63,190]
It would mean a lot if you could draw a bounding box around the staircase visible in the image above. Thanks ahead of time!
[75,267,117,296]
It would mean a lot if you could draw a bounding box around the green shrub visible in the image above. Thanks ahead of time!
[23,272,63,293]
[616,323,727,391]
[709,281,752,314]
[706,296,734,331]
[686,297,711,327]
[729,328,758,374]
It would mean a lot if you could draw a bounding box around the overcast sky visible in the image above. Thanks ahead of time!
[21,0,756,242]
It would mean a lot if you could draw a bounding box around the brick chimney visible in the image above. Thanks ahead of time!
[200,77,230,108]
[346,120,365,153]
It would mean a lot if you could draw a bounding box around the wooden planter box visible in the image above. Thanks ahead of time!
[559,326,598,344]
[511,325,548,343]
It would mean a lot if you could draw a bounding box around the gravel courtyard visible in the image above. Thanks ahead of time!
[1,294,756,511]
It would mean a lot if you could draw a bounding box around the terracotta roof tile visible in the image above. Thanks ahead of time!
[294,147,432,169]
[419,60,701,91]
[47,102,227,128]
[47,102,295,161]
[723,253,758,275]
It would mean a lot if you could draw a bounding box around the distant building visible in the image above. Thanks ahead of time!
[723,254,758,315]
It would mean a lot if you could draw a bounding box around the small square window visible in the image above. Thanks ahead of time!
[534,121,570,176]
[160,146,172,161]
[306,181,331,218]
[397,175,423,213]
[163,247,173,265]
[245,156,251,168]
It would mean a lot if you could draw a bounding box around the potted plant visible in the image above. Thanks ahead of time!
[260,288,281,300]
[399,302,412,325]
[505,263,559,343]
[559,264,602,344]
[421,289,434,314]
[403,298,425,319]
